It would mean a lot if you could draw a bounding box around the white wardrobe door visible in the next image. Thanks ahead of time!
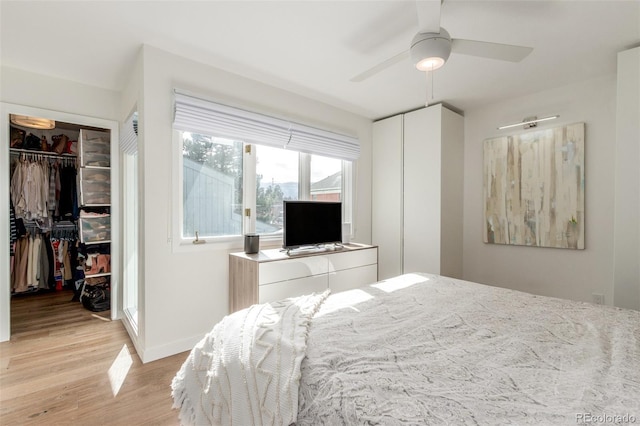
[403,105,442,275]
[439,107,464,278]
[372,115,404,280]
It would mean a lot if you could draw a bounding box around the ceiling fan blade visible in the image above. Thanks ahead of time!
[451,39,533,62]
[351,50,410,82]
[416,0,441,33]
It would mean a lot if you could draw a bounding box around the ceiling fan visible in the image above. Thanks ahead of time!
[351,0,533,82]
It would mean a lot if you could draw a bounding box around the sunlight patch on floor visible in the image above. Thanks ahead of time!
[108,344,133,396]
[92,313,111,322]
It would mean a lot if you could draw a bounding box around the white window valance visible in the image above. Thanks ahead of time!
[120,111,138,155]
[173,91,360,161]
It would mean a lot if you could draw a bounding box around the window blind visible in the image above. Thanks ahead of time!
[120,111,138,155]
[173,91,360,161]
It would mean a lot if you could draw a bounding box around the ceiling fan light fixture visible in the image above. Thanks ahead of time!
[416,57,445,71]
[411,29,452,72]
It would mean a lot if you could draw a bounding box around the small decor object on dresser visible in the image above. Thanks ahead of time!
[483,122,585,249]
[244,234,259,254]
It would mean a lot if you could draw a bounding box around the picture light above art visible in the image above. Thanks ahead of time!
[497,115,560,130]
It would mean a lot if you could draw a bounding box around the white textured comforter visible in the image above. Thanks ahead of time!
[173,273,640,425]
[297,273,640,425]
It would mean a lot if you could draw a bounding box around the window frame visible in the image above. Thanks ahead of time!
[172,131,355,252]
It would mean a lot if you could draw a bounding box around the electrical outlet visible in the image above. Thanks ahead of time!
[592,293,605,305]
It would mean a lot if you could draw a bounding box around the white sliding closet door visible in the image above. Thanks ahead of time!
[372,115,403,280]
[403,106,442,275]
[372,104,463,281]
[439,107,464,278]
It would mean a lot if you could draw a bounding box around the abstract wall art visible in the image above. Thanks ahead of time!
[483,122,585,249]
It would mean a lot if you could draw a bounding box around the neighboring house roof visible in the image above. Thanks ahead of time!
[183,157,279,235]
[311,171,341,194]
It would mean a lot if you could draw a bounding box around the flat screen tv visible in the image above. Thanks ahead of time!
[283,201,342,249]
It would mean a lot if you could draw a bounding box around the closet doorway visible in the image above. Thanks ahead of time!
[1,103,120,342]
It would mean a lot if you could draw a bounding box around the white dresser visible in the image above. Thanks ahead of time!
[229,243,378,313]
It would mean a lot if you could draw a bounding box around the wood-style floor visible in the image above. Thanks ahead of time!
[0,290,188,425]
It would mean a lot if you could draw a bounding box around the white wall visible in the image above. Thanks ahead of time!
[1,67,120,120]
[462,74,618,304]
[138,45,373,362]
[117,49,145,355]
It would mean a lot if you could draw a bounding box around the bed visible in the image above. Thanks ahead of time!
[172,273,640,425]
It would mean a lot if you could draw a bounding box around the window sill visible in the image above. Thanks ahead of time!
[171,234,284,253]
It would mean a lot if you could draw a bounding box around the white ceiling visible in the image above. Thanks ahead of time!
[1,1,639,120]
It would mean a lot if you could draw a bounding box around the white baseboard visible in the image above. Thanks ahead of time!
[139,334,201,364]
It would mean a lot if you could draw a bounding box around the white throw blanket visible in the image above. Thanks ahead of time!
[172,291,329,426]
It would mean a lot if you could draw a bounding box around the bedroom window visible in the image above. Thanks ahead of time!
[310,154,342,202]
[254,144,299,236]
[181,133,243,238]
[173,91,359,246]
[122,111,139,332]
[177,131,353,243]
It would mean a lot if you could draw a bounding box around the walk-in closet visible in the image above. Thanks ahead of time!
[5,112,114,335]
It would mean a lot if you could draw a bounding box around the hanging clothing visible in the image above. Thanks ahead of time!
[9,150,82,296]
[55,164,61,217]
[27,234,42,288]
[62,240,73,281]
[38,234,51,290]
[10,159,50,220]
[58,166,77,220]
[48,163,58,216]
[51,239,63,291]
[11,236,29,293]
[43,233,56,290]
[9,156,80,223]
[10,201,17,255]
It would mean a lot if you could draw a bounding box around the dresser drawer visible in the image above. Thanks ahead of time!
[229,245,379,314]
[258,275,328,304]
[326,247,378,272]
[259,256,327,285]
[329,264,378,293]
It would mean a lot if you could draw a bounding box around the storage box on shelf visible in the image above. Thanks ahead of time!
[79,214,111,244]
[78,129,111,209]
[78,168,111,206]
[79,129,110,168]
[77,128,111,244]
[76,128,112,312]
